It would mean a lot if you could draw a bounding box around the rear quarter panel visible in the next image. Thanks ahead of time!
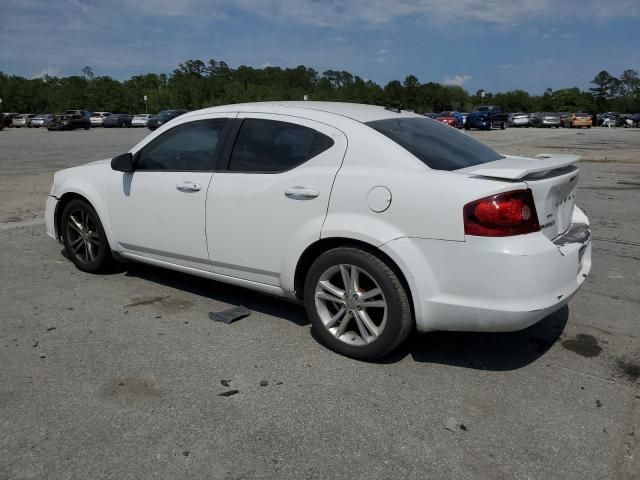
[322,126,524,244]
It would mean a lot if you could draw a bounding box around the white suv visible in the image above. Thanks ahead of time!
[90,112,112,127]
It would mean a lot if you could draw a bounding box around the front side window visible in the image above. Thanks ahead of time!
[136,119,229,171]
[228,119,334,173]
[366,117,504,171]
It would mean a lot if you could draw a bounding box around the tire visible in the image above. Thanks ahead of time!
[121,122,126,128]
[61,199,114,273]
[464,125,470,131]
[500,121,506,130]
[304,247,413,360]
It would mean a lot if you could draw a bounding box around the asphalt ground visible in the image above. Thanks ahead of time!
[1,125,639,480]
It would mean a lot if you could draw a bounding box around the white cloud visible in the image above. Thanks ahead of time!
[443,74,471,86]
[375,49,388,55]
[183,0,640,28]
[33,66,60,78]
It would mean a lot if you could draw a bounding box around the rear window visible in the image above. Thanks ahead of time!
[366,117,504,171]
[575,112,590,117]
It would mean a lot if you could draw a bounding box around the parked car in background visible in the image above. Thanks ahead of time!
[132,114,152,127]
[562,112,592,128]
[509,112,530,128]
[531,112,561,128]
[460,112,470,126]
[435,111,460,128]
[64,110,92,119]
[465,106,508,130]
[29,114,56,128]
[147,109,189,130]
[90,112,112,127]
[12,114,37,128]
[47,113,91,131]
[630,113,640,128]
[45,101,591,360]
[0,114,4,130]
[103,114,133,128]
[2,113,20,127]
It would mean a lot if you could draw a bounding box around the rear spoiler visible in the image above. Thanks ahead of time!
[464,154,580,180]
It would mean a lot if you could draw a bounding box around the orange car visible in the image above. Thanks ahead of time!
[562,112,592,128]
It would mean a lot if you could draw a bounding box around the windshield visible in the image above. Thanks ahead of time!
[366,117,504,171]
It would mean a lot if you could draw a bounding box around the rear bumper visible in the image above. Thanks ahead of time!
[381,207,591,333]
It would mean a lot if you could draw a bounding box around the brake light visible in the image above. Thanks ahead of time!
[463,189,540,237]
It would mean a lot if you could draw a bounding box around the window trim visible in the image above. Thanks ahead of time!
[133,118,234,173]
[221,118,335,175]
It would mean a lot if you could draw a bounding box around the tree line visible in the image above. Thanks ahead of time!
[1,60,638,115]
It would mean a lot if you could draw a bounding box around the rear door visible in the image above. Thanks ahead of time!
[205,114,347,286]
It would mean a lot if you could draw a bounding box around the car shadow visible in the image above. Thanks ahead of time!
[377,306,569,370]
[123,262,568,370]
[124,263,309,327]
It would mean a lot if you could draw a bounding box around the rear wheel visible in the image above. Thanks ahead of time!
[500,121,506,130]
[304,247,413,360]
[61,199,113,273]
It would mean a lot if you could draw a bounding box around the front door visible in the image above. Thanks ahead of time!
[109,116,234,270]
[205,113,347,286]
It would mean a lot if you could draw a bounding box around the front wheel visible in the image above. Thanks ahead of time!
[61,199,113,273]
[304,247,413,360]
[500,121,506,130]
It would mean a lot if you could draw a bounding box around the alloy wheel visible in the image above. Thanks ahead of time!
[66,208,101,265]
[314,264,387,346]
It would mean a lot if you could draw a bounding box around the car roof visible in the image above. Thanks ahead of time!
[183,101,421,124]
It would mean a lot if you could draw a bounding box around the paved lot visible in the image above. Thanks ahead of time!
[0,125,639,480]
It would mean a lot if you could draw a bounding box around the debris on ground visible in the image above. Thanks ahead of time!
[260,380,268,387]
[596,399,602,408]
[182,450,190,457]
[445,417,467,432]
[220,379,231,387]
[218,389,240,397]
[209,306,251,324]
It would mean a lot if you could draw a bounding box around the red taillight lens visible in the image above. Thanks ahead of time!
[463,189,540,237]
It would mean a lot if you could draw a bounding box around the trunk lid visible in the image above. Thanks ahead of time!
[460,154,580,239]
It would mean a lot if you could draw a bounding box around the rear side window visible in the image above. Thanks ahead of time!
[228,119,334,173]
[366,117,504,171]
[136,119,229,171]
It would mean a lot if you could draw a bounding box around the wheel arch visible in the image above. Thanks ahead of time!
[54,190,116,252]
[293,237,415,318]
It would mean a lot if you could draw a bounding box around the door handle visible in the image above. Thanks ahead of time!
[176,181,202,192]
[284,187,320,199]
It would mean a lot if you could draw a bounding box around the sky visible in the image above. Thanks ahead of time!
[1,0,639,94]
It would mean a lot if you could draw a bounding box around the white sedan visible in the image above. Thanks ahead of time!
[45,102,591,359]
[132,114,152,127]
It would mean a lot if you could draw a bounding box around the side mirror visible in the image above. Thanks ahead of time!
[111,152,134,172]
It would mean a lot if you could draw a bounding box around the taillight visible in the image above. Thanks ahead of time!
[463,189,540,237]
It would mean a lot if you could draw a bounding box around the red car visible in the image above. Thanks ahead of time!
[435,111,460,128]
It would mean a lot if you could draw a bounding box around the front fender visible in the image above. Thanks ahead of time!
[52,174,116,251]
